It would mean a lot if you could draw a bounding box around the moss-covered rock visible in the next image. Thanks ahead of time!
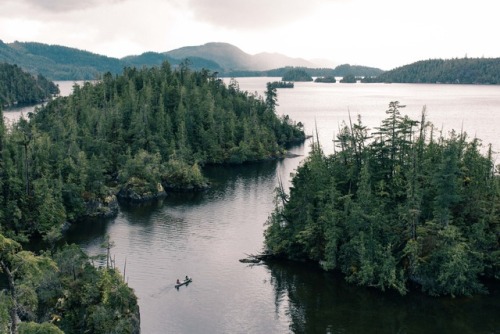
[117,177,167,203]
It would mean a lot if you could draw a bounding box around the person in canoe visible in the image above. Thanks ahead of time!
[185,275,190,281]
[176,278,180,284]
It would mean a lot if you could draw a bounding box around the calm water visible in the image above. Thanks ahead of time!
[10,79,500,333]
[3,81,85,126]
[241,78,500,158]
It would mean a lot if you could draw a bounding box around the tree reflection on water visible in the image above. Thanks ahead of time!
[267,260,500,334]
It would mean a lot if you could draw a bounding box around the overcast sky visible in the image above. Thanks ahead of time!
[0,0,497,70]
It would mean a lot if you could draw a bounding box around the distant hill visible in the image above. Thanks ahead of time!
[165,42,316,71]
[252,52,315,70]
[370,57,500,84]
[122,52,224,72]
[166,42,252,71]
[0,40,383,80]
[0,40,123,80]
[121,51,174,67]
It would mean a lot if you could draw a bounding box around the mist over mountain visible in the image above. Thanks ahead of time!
[165,42,316,71]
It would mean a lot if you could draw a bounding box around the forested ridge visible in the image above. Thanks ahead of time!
[0,63,59,107]
[370,57,500,84]
[265,102,500,296]
[1,40,385,81]
[0,61,304,239]
[0,41,124,80]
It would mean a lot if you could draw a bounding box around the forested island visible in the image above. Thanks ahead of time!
[268,81,294,88]
[0,61,305,332]
[229,64,384,79]
[365,57,500,84]
[0,63,59,107]
[265,102,499,297]
[339,74,357,83]
[314,76,337,83]
[282,69,313,82]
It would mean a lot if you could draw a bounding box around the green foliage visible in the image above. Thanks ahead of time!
[268,81,294,88]
[265,102,500,296]
[415,224,486,296]
[332,64,384,77]
[1,236,140,333]
[0,292,11,333]
[162,159,206,190]
[314,76,336,83]
[1,40,387,80]
[120,150,163,192]
[0,63,59,107]
[1,62,304,236]
[282,68,313,82]
[18,321,64,334]
[229,65,384,78]
[340,74,357,83]
[372,57,500,84]
[0,40,124,80]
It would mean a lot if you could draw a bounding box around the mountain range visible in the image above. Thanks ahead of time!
[0,40,374,80]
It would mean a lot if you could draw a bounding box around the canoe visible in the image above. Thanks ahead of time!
[175,278,192,288]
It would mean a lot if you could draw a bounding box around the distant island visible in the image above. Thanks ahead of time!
[268,81,294,88]
[363,58,500,84]
[340,74,357,83]
[2,40,499,85]
[230,64,384,79]
[314,76,337,83]
[265,101,499,297]
[282,68,313,82]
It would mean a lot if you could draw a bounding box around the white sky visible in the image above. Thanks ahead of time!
[0,0,497,70]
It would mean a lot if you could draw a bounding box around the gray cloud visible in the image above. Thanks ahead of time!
[18,0,125,12]
[186,0,335,30]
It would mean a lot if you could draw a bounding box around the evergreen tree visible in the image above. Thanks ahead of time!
[265,101,499,296]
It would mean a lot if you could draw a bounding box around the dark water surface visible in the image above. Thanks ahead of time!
[59,78,500,333]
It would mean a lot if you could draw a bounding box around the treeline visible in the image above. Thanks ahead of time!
[123,53,224,73]
[0,63,59,107]
[282,69,313,82]
[369,58,500,84]
[0,41,124,80]
[314,76,336,83]
[227,64,384,79]
[1,40,387,80]
[339,74,357,83]
[265,102,499,296]
[0,61,304,240]
[1,235,140,333]
[0,41,224,80]
[268,81,294,88]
